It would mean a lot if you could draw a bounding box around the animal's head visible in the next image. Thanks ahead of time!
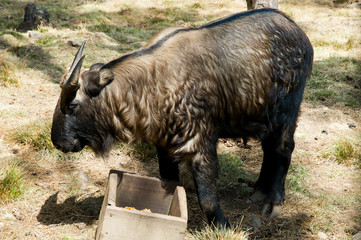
[51,42,115,156]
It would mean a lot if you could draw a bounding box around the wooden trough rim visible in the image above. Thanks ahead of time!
[107,170,188,221]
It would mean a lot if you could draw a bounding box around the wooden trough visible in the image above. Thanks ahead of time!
[96,170,188,240]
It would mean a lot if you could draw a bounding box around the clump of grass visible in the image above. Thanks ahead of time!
[286,163,309,194]
[35,35,57,47]
[13,120,54,152]
[188,3,203,9]
[0,57,18,87]
[0,30,26,40]
[325,137,361,167]
[188,224,248,240]
[0,159,26,203]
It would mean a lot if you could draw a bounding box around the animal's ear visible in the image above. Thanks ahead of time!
[89,63,104,70]
[99,68,114,87]
[83,68,114,97]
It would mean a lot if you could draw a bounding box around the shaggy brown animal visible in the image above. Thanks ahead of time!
[51,8,313,228]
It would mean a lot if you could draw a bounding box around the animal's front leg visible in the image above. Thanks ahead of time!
[156,146,180,181]
[191,148,230,228]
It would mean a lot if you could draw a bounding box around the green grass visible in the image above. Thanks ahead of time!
[286,163,309,194]
[35,35,58,47]
[325,136,361,167]
[218,153,245,188]
[218,153,255,197]
[0,159,26,203]
[305,57,361,107]
[13,120,54,152]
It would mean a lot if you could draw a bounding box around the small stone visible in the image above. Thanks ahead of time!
[249,214,262,229]
[25,231,45,238]
[120,21,130,27]
[317,231,328,239]
[350,231,361,240]
[12,148,19,154]
[78,170,89,191]
[67,40,82,47]
[12,208,25,221]
[175,20,186,26]
[75,222,87,229]
[28,31,44,43]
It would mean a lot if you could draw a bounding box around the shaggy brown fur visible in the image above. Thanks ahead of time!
[52,8,313,227]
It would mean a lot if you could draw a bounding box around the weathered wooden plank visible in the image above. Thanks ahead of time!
[96,171,188,240]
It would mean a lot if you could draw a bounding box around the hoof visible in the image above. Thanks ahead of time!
[261,203,281,219]
[246,190,266,203]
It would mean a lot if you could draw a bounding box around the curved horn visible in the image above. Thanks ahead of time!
[62,55,85,92]
[69,41,86,72]
[60,55,85,113]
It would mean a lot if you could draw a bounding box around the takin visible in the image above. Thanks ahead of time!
[51,8,313,228]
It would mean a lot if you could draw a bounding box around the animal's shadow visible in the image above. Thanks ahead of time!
[37,192,103,225]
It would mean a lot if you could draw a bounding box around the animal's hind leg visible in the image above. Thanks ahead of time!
[156,146,179,181]
[252,123,296,218]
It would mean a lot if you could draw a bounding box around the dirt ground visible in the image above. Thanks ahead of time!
[0,0,360,239]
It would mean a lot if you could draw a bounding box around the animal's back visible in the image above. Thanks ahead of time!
[147,9,313,139]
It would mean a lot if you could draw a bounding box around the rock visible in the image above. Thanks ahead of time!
[78,170,89,191]
[75,222,87,230]
[350,231,361,240]
[67,40,82,47]
[17,3,50,32]
[249,214,262,229]
[120,21,130,27]
[317,231,328,239]
[28,31,44,43]
[25,230,45,238]
[12,208,25,221]
[2,213,16,221]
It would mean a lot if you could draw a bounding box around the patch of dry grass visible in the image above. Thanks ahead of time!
[187,223,248,240]
[0,55,19,87]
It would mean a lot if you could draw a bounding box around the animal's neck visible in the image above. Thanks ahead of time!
[104,58,162,143]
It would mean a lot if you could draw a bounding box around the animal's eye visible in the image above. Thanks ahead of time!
[67,103,78,114]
